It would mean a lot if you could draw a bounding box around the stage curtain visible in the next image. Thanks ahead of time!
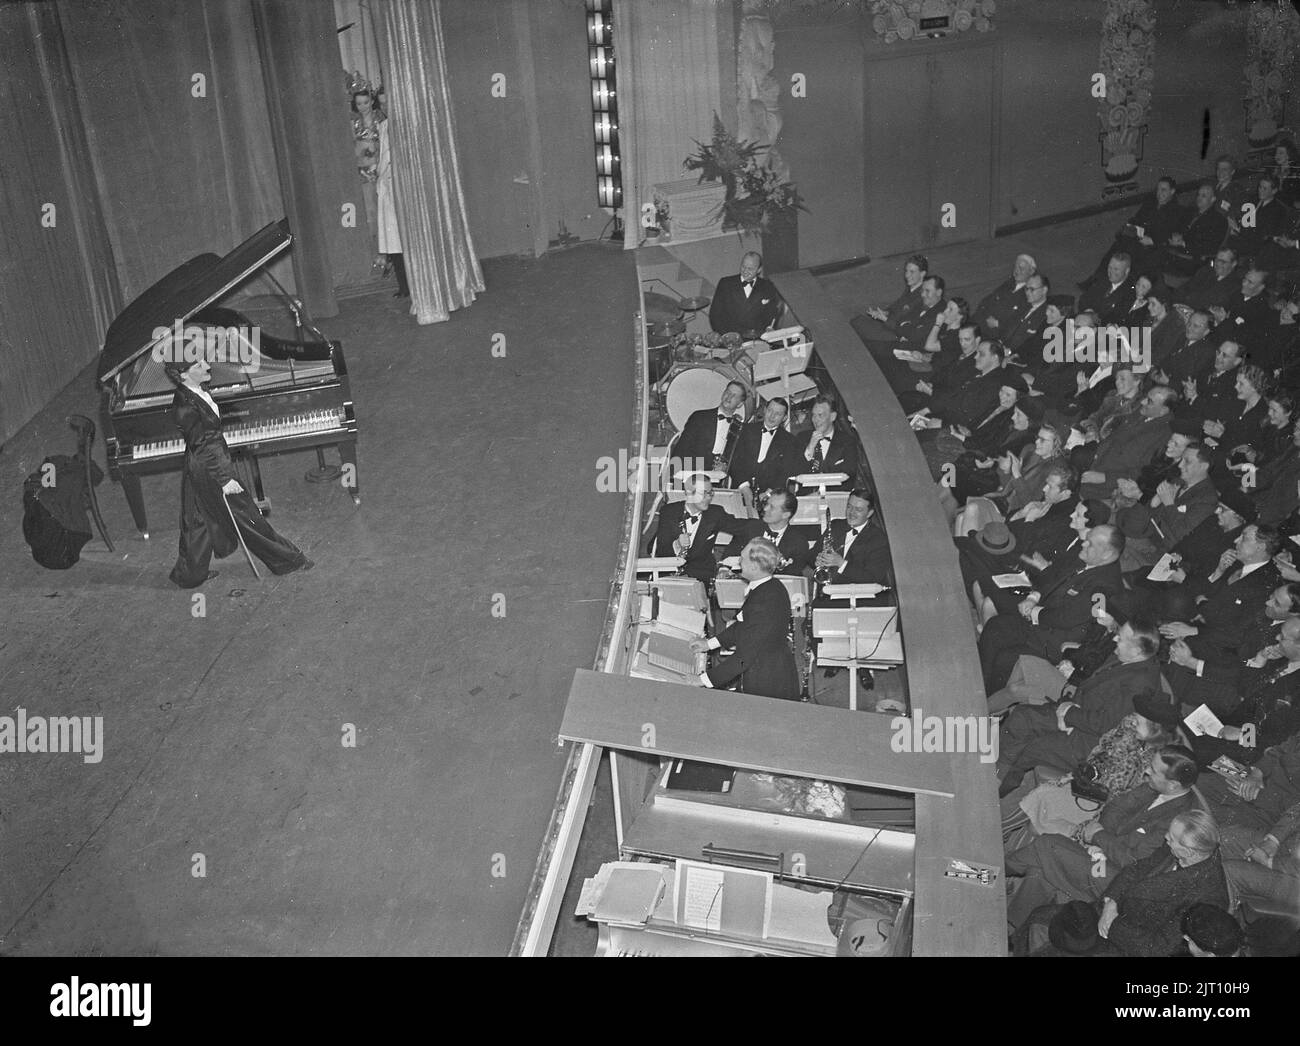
[373,0,484,325]
[612,0,723,250]
[0,3,121,443]
[252,0,377,313]
[336,0,386,92]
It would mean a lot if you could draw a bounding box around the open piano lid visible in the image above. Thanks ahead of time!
[96,219,293,385]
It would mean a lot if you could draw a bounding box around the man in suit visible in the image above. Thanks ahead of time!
[649,474,746,583]
[854,253,928,340]
[1153,310,1216,390]
[728,397,795,494]
[1004,746,1202,931]
[691,538,801,700]
[1086,176,1186,281]
[979,523,1127,692]
[1001,272,1052,358]
[1162,182,1229,278]
[1149,443,1219,551]
[916,338,1007,431]
[1198,731,1300,848]
[974,253,1037,336]
[795,395,859,489]
[1077,384,1177,499]
[725,488,814,575]
[673,380,747,477]
[1227,174,1294,263]
[1209,268,1274,350]
[1172,248,1240,315]
[1212,155,1252,223]
[858,275,948,386]
[1077,252,1137,324]
[709,251,784,336]
[1183,341,1244,431]
[813,487,893,593]
[995,619,1163,782]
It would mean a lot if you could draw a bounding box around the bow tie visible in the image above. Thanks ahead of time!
[762,427,776,435]
[848,526,862,538]
[719,412,739,422]
[742,279,755,288]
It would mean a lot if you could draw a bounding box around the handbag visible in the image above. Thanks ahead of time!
[1070,762,1109,806]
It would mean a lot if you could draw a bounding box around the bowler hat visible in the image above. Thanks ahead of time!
[1133,688,1183,728]
[1217,487,1259,524]
[975,521,1017,555]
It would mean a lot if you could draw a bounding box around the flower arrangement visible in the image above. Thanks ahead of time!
[683,113,807,236]
[1245,4,1300,148]
[868,0,995,43]
[1097,0,1155,184]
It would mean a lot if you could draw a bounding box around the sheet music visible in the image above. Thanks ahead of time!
[679,866,725,932]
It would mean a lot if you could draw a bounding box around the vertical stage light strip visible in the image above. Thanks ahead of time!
[587,0,622,210]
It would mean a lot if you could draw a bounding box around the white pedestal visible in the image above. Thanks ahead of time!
[654,178,728,245]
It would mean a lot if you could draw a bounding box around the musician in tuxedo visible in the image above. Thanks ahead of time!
[163,359,312,588]
[796,395,859,489]
[978,523,1127,692]
[709,251,783,336]
[649,474,745,583]
[725,488,814,576]
[1076,252,1136,324]
[673,380,747,477]
[691,538,801,701]
[729,398,795,493]
[813,488,893,595]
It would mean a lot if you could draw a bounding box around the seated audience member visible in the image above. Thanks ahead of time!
[1210,267,1275,351]
[1162,182,1230,278]
[1077,252,1137,324]
[858,274,947,389]
[1184,341,1244,427]
[1076,384,1177,500]
[995,619,1163,789]
[1004,746,1201,931]
[1181,902,1247,956]
[691,538,800,701]
[1238,390,1294,473]
[1258,290,1300,381]
[1227,174,1293,264]
[911,338,1007,432]
[1112,415,1199,507]
[853,253,928,340]
[918,295,972,369]
[951,423,1066,533]
[709,251,783,336]
[1172,248,1240,315]
[812,487,893,594]
[937,394,1043,505]
[1143,285,1187,373]
[1097,809,1229,957]
[1202,363,1269,454]
[1271,138,1300,207]
[1198,732,1300,871]
[1084,176,1185,284]
[1152,309,1215,390]
[725,488,813,576]
[1178,613,1300,769]
[899,321,980,415]
[648,474,746,583]
[796,395,859,489]
[1222,799,1300,919]
[1143,442,1219,551]
[1075,363,1145,446]
[1255,418,1300,526]
[1211,154,1252,222]
[673,380,747,477]
[1001,273,1052,358]
[1001,692,1184,839]
[1017,294,1073,379]
[978,522,1126,692]
[974,253,1037,336]
[729,397,795,494]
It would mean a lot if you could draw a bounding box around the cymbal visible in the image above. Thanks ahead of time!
[647,319,685,339]
[678,296,711,312]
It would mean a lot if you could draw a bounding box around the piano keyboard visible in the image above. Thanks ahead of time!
[131,408,347,460]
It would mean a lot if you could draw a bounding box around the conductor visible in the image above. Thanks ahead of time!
[709,252,784,336]
[691,538,801,700]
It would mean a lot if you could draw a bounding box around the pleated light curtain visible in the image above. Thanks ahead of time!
[612,0,723,250]
[373,0,484,324]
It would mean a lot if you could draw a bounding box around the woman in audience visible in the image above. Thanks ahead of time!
[1204,364,1270,454]
[1238,392,1295,478]
[1097,810,1230,956]
[929,377,1038,494]
[1118,274,1159,328]
[952,422,1065,535]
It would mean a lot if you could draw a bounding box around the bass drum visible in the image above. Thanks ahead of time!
[662,361,752,434]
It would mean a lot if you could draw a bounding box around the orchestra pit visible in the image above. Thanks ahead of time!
[2,0,1299,964]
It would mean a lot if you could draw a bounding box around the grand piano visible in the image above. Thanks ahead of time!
[96,219,359,538]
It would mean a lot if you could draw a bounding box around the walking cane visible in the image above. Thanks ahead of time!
[223,491,262,579]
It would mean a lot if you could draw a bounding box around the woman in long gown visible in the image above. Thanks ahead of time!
[165,358,313,588]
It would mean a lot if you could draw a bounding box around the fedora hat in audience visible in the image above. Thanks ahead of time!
[1133,688,1183,729]
[1216,487,1258,524]
[1114,503,1150,539]
[1046,900,1106,956]
[974,521,1016,555]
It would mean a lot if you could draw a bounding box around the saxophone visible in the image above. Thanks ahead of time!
[813,504,836,589]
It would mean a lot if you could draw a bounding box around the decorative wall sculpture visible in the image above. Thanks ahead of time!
[867,0,994,43]
[1097,0,1155,200]
[1244,2,1300,159]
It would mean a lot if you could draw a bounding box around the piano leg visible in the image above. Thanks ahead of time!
[121,473,150,539]
[339,441,361,505]
[233,452,270,516]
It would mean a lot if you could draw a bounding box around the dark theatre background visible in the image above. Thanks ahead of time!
[0,0,1283,957]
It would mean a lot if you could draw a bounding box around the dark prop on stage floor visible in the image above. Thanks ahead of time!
[20,415,107,570]
[96,219,360,540]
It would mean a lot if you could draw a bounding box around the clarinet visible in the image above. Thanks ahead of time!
[714,413,743,477]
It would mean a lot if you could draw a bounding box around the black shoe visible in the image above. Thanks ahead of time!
[822,667,843,679]
[857,669,875,691]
